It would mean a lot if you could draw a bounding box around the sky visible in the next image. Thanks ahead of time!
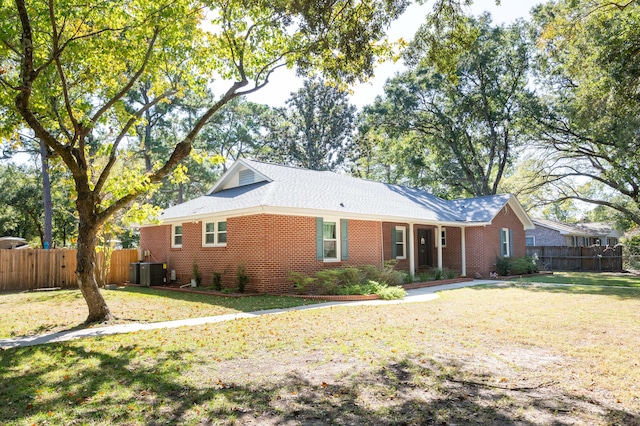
[241,0,544,109]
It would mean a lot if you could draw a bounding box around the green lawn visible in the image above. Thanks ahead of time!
[510,271,640,288]
[1,284,639,425]
[0,287,321,339]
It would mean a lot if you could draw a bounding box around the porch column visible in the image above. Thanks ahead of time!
[460,227,467,277]
[437,225,443,269]
[409,223,415,278]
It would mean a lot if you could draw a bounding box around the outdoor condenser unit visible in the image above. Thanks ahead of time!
[129,262,140,284]
[139,262,166,287]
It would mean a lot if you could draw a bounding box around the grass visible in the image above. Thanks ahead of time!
[1,283,639,425]
[0,287,321,338]
[510,271,640,288]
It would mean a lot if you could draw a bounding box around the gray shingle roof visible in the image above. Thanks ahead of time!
[159,159,523,226]
[532,218,622,237]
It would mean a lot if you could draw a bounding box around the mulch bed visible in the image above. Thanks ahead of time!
[123,277,475,301]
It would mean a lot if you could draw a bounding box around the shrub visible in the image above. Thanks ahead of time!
[235,263,249,293]
[336,281,382,296]
[495,256,539,276]
[432,268,443,281]
[443,268,457,279]
[211,272,222,291]
[288,271,316,294]
[511,256,539,274]
[495,257,511,276]
[286,264,411,297]
[375,285,407,300]
[417,272,432,282]
[192,261,202,287]
[377,260,408,285]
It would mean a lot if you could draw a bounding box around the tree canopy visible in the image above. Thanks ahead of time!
[531,0,640,226]
[359,15,535,197]
[0,0,408,322]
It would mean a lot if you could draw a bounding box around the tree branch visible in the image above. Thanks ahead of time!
[90,27,160,126]
[94,89,177,195]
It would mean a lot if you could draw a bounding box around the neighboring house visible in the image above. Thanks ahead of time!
[526,219,623,247]
[140,159,534,293]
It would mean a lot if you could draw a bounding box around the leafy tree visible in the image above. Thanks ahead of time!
[532,0,640,226]
[0,163,43,243]
[0,0,407,323]
[362,15,535,197]
[273,79,357,171]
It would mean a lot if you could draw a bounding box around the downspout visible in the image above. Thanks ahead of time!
[437,225,443,270]
[409,223,415,279]
[461,226,467,277]
[380,221,384,267]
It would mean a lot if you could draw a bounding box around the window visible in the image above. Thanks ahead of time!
[323,221,338,260]
[500,227,511,257]
[436,228,447,248]
[525,236,535,246]
[316,218,347,262]
[172,225,183,248]
[395,226,406,259]
[202,220,227,246]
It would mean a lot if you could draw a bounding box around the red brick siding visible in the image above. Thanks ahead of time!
[140,214,383,294]
[464,204,527,277]
[139,206,527,290]
[442,226,463,272]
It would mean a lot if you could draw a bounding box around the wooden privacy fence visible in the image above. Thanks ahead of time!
[0,248,139,292]
[526,245,623,272]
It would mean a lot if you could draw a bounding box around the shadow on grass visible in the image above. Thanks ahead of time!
[511,272,640,288]
[1,346,637,425]
[115,286,321,312]
[471,281,640,300]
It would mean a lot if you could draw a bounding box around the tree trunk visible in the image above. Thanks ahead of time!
[39,140,53,248]
[76,216,113,323]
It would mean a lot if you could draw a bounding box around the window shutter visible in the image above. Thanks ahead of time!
[509,229,514,257]
[500,229,506,257]
[341,219,348,260]
[316,218,323,260]
[406,227,411,260]
[391,228,397,259]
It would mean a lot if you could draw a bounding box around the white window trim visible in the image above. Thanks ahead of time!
[202,219,228,247]
[436,228,447,248]
[322,217,341,262]
[172,224,183,249]
[395,226,406,260]
[525,236,535,246]
[501,227,510,257]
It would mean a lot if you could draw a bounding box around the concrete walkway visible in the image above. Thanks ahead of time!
[0,280,498,349]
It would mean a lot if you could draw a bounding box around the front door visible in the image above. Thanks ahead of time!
[418,229,433,267]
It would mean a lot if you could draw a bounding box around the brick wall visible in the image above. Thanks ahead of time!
[468,203,527,277]
[139,207,528,290]
[140,214,383,293]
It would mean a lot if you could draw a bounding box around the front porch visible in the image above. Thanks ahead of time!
[383,222,469,278]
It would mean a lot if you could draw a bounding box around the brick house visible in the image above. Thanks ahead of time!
[526,219,623,248]
[139,159,534,293]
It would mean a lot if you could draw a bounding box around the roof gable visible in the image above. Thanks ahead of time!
[207,159,272,194]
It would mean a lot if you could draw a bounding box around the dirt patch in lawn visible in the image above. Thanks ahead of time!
[185,345,636,426]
